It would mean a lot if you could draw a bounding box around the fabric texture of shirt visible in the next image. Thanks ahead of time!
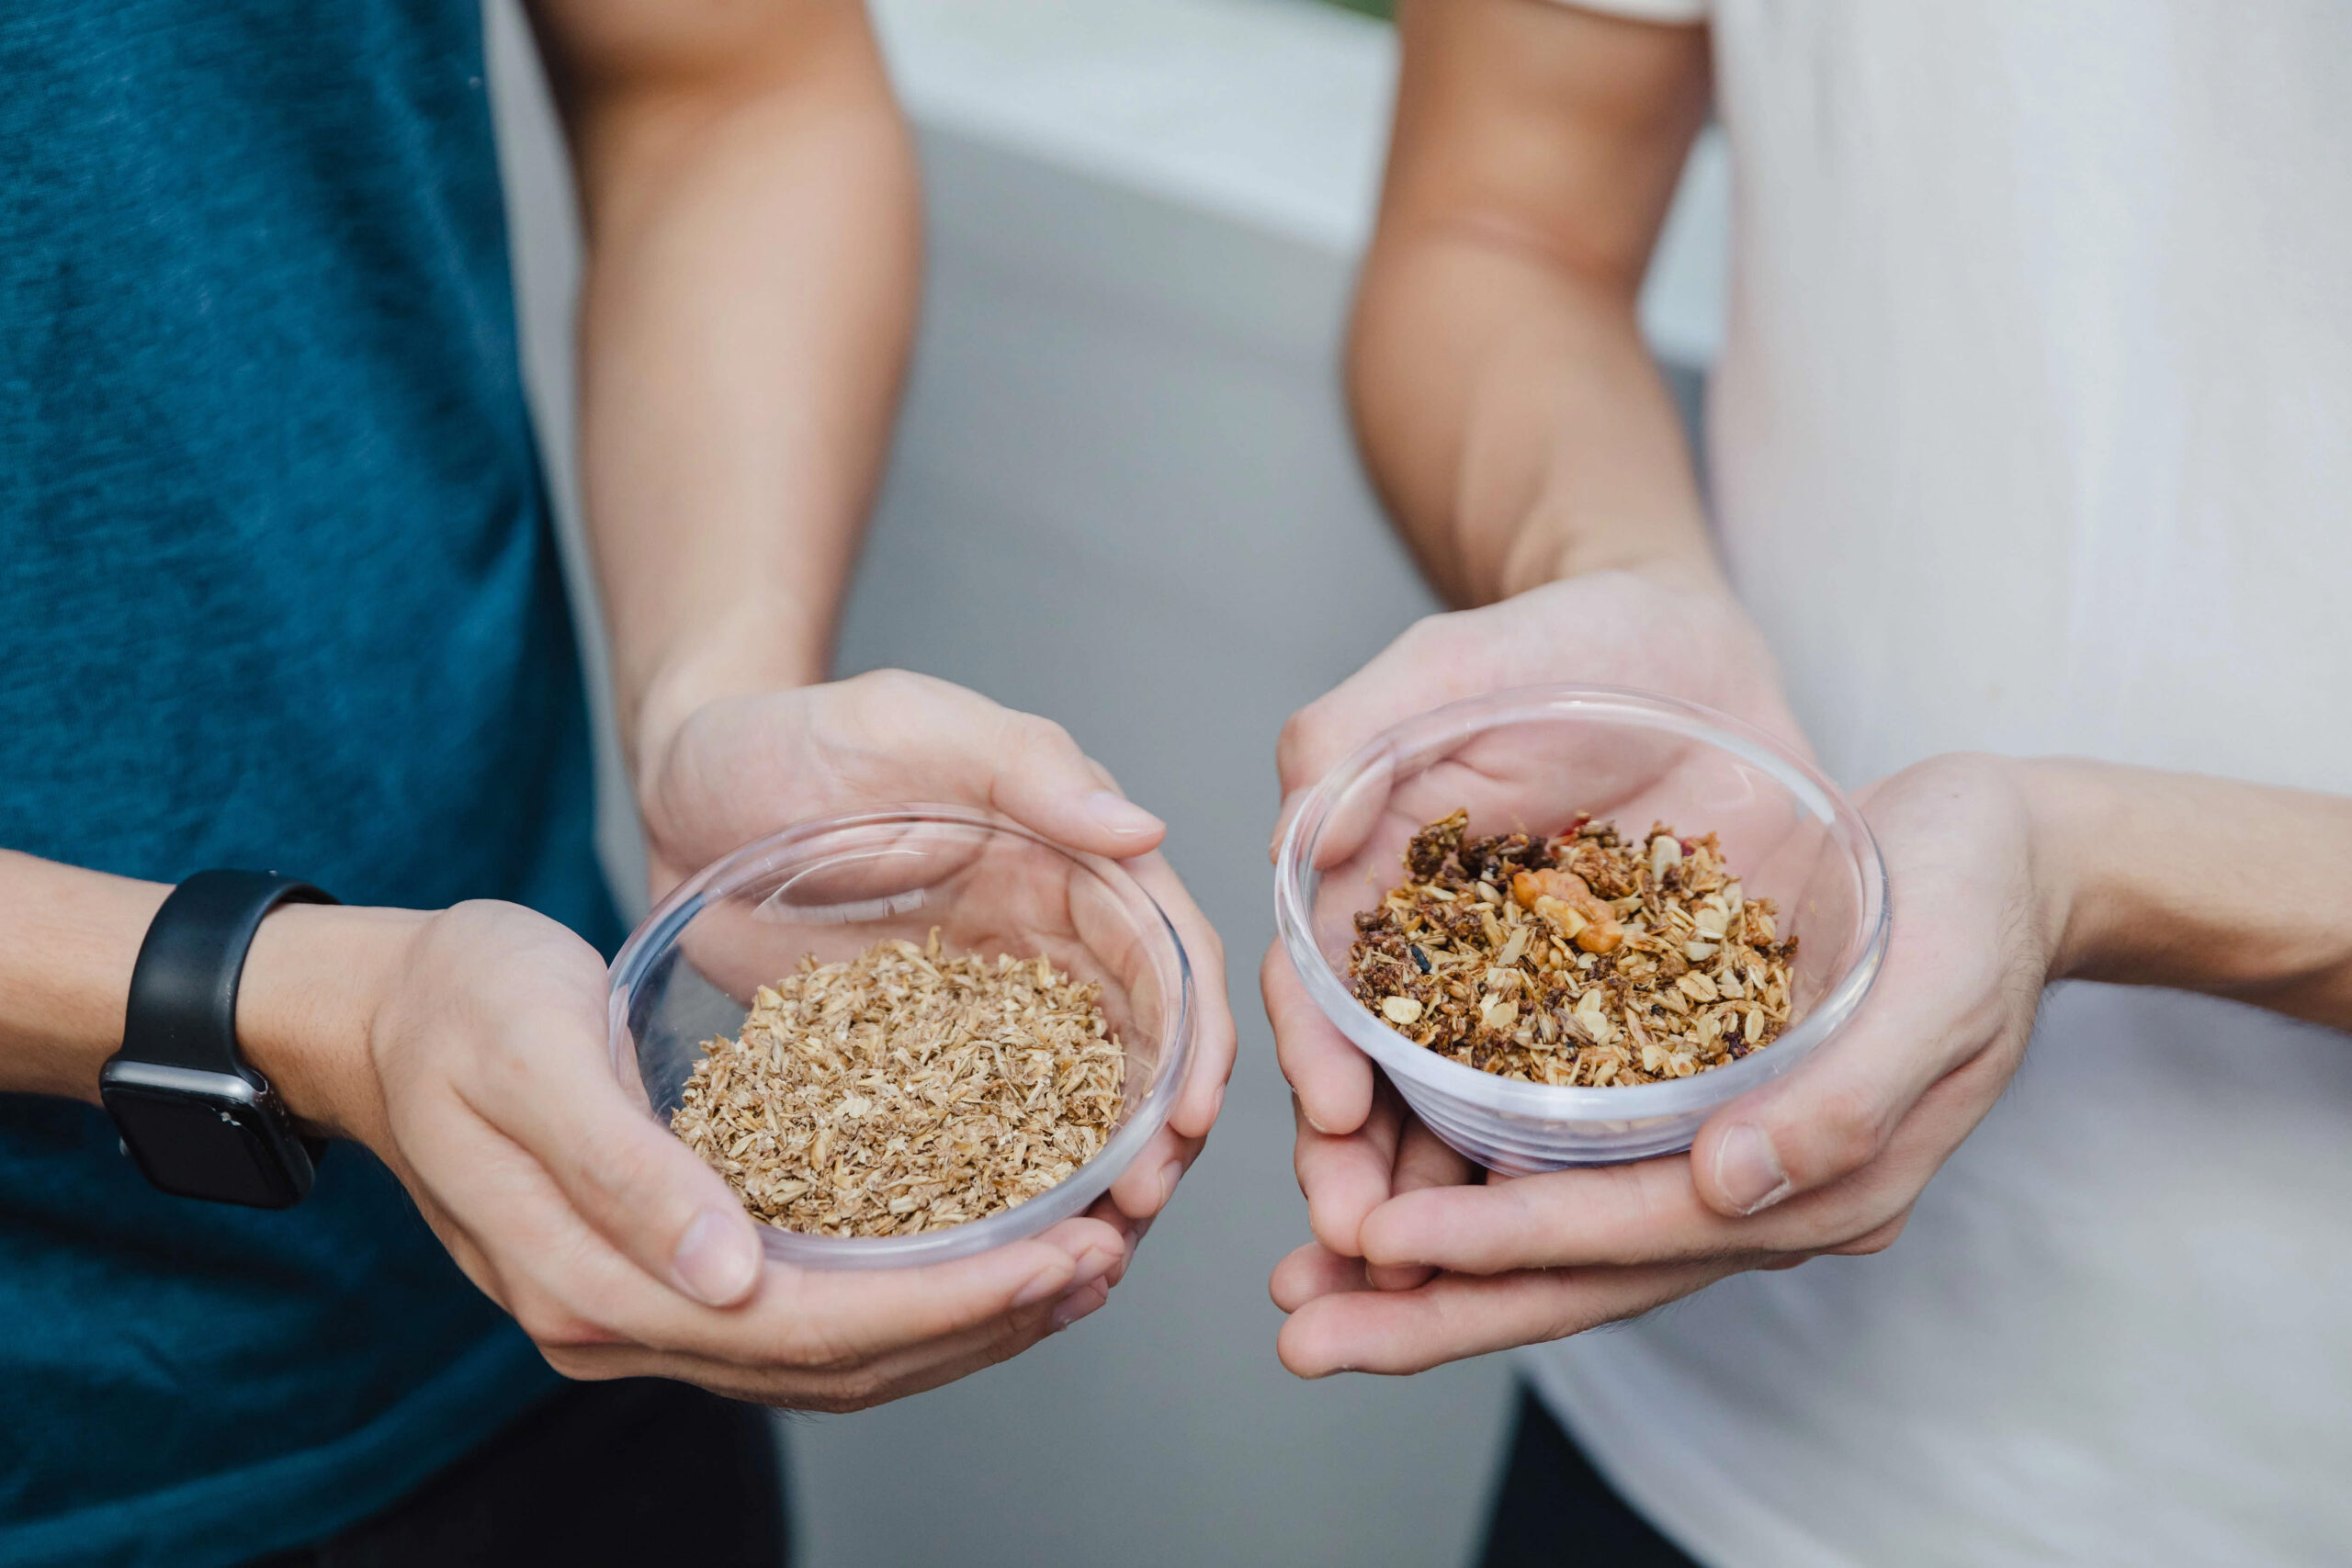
[1533,2,2352,1565]
[0,2,618,1562]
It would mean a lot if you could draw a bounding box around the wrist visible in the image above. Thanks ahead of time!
[627,593,829,791]
[1494,513,1726,604]
[2015,757,2110,982]
[236,903,431,1143]
[2014,759,2352,1021]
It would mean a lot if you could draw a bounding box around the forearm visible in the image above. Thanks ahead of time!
[540,0,920,771]
[0,852,168,1100]
[1349,222,1715,605]
[0,850,415,1131]
[2029,759,2352,1029]
[1351,0,1715,607]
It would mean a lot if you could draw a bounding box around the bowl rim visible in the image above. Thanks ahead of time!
[609,804,1196,1268]
[1273,683,1889,1123]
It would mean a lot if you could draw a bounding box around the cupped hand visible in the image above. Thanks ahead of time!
[1271,752,2060,1376]
[300,899,1130,1409]
[640,669,1234,1235]
[1268,569,1801,1171]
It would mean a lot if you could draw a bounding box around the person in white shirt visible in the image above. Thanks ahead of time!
[1262,2,2352,1563]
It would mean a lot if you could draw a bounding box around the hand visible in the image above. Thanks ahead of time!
[639,671,1234,1247]
[1269,752,2060,1375]
[1266,568,1803,1203]
[253,898,1136,1409]
[1272,570,1804,847]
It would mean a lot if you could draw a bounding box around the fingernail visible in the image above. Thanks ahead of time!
[1052,1280,1110,1331]
[1269,793,1303,863]
[1083,790,1162,839]
[1157,1157,1186,1210]
[1071,1243,1121,1290]
[1714,1123,1792,1214]
[673,1208,762,1305]
[1013,1262,1076,1308]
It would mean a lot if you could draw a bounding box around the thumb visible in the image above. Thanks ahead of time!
[980,706,1167,860]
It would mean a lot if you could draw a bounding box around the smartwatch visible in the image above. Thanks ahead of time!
[100,870,336,1209]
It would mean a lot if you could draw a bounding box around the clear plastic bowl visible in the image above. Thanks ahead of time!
[1274,685,1886,1174]
[609,807,1194,1269]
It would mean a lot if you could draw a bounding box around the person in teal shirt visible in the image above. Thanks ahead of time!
[0,3,1235,1563]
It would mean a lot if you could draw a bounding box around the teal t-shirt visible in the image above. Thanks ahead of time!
[0,2,620,1562]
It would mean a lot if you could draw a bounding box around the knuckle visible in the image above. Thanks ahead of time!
[848,667,928,704]
[1806,1086,1889,1176]
[582,1133,672,1213]
[782,1372,888,1416]
[1831,1211,1911,1257]
[770,1321,857,1375]
[536,1345,614,1382]
[829,1363,896,1410]
[1006,709,1077,761]
[1274,708,1323,775]
[514,1298,605,1349]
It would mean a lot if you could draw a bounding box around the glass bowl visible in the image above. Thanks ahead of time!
[609,807,1194,1269]
[1273,685,1886,1174]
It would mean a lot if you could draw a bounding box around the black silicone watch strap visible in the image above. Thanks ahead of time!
[120,870,337,1077]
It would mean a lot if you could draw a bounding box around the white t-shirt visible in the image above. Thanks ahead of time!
[1529,4,2352,1564]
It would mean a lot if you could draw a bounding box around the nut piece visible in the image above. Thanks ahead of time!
[1510,868,1623,953]
[1382,996,1425,1026]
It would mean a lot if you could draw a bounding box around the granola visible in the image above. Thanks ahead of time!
[1349,809,1797,1087]
[670,932,1125,1237]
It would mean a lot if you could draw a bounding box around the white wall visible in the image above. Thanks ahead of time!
[486,4,1727,1562]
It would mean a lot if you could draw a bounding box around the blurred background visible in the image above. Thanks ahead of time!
[485,0,1726,1562]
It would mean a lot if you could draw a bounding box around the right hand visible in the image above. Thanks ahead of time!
[1267,567,1804,1157]
[251,898,1129,1411]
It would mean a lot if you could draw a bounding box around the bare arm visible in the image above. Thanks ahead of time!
[0,0,1227,1399]
[1269,0,2352,1376]
[526,0,919,770]
[2037,761,2352,1029]
[1351,0,1713,604]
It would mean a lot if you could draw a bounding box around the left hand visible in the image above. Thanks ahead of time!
[636,668,1236,1256]
[1271,751,2061,1376]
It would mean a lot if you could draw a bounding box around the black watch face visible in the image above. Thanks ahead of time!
[102,1080,311,1209]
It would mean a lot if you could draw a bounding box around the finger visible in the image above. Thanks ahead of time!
[422,1071,1126,1366]
[1277,1258,1739,1379]
[741,1216,1127,1365]
[753,1216,1119,1348]
[1294,1079,1408,1258]
[972,702,1166,858]
[1080,1193,1145,1288]
[1359,1065,1977,1274]
[1688,881,2026,1222]
[1106,1123,1204,1222]
[818,671,1168,858]
[1365,1115,1475,1291]
[455,1001,772,1309]
[1050,1277,1113,1333]
[547,1288,1070,1411]
[1270,1240,1371,1313]
[1123,853,1235,1141]
[1394,1113,1475,1196]
[1263,940,1374,1135]
[1272,620,1457,798]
